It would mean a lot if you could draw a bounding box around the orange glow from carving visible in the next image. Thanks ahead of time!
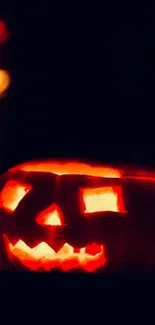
[0,181,32,212]
[11,161,121,178]
[6,237,106,272]
[83,186,124,213]
[1,160,125,272]
[36,204,63,226]
[0,69,11,96]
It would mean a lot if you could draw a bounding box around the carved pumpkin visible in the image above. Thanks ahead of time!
[1,160,155,272]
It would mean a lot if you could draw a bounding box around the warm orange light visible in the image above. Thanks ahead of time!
[0,69,11,96]
[6,237,106,272]
[1,160,125,272]
[11,161,121,178]
[44,210,61,226]
[36,204,63,226]
[0,180,32,212]
[83,186,124,214]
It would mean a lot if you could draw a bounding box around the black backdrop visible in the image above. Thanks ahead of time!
[0,3,155,173]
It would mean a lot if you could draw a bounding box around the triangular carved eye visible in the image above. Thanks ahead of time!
[36,203,64,226]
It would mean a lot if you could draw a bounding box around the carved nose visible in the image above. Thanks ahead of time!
[36,203,64,227]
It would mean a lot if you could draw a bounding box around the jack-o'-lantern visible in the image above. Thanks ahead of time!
[1,160,155,272]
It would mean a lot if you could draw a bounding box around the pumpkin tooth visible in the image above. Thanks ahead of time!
[6,235,107,272]
[7,239,56,259]
[80,247,86,254]
[31,242,55,258]
[57,243,74,255]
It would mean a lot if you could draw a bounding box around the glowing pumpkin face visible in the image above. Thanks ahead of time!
[1,160,155,272]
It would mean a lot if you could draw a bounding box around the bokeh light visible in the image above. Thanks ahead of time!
[0,69,11,97]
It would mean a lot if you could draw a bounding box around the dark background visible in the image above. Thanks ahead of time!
[0,2,155,173]
[0,4,155,306]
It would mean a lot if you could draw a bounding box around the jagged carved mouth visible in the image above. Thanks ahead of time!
[4,236,107,272]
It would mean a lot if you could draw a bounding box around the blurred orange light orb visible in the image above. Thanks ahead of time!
[0,70,11,96]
